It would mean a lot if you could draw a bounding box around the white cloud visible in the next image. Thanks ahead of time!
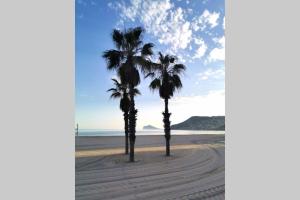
[197,67,225,80]
[177,54,186,63]
[156,7,193,51]
[193,37,207,59]
[109,1,224,63]
[192,9,220,31]
[223,16,225,29]
[208,36,225,62]
[110,0,193,53]
[111,0,142,22]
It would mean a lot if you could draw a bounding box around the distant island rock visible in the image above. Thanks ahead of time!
[171,116,225,130]
[143,125,159,130]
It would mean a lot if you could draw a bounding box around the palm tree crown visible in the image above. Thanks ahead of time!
[107,78,129,113]
[107,78,140,112]
[146,52,186,99]
[103,27,154,86]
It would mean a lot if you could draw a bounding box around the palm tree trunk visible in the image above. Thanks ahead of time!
[124,111,129,154]
[129,84,137,162]
[163,98,171,156]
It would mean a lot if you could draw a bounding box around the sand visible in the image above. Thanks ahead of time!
[76,134,225,200]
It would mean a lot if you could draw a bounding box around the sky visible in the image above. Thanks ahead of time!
[75,0,225,130]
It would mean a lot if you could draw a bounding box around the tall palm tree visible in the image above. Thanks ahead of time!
[107,79,140,155]
[103,27,154,162]
[146,52,186,156]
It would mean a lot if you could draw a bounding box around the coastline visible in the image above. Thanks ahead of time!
[76,129,225,137]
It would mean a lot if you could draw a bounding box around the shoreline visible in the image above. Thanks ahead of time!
[76,130,225,137]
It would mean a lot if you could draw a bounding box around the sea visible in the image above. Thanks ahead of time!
[76,129,225,136]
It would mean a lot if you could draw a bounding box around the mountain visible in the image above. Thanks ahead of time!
[143,125,159,130]
[171,116,225,130]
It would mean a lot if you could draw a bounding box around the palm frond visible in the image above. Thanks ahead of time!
[169,55,177,63]
[171,74,183,89]
[164,55,170,64]
[102,50,123,70]
[118,64,141,86]
[133,56,154,75]
[171,64,186,74]
[149,78,161,91]
[158,52,164,64]
[144,72,155,79]
[131,27,143,42]
[124,27,143,50]
[110,91,122,99]
[133,88,141,96]
[163,54,176,65]
[141,43,154,57]
[112,29,123,50]
[107,88,117,92]
[111,78,122,88]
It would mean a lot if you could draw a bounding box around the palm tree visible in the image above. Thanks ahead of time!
[103,27,154,162]
[146,52,186,156]
[107,79,140,155]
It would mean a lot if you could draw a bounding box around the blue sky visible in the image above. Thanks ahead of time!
[76,0,225,130]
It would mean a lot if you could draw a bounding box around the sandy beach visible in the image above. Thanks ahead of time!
[76,134,225,200]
